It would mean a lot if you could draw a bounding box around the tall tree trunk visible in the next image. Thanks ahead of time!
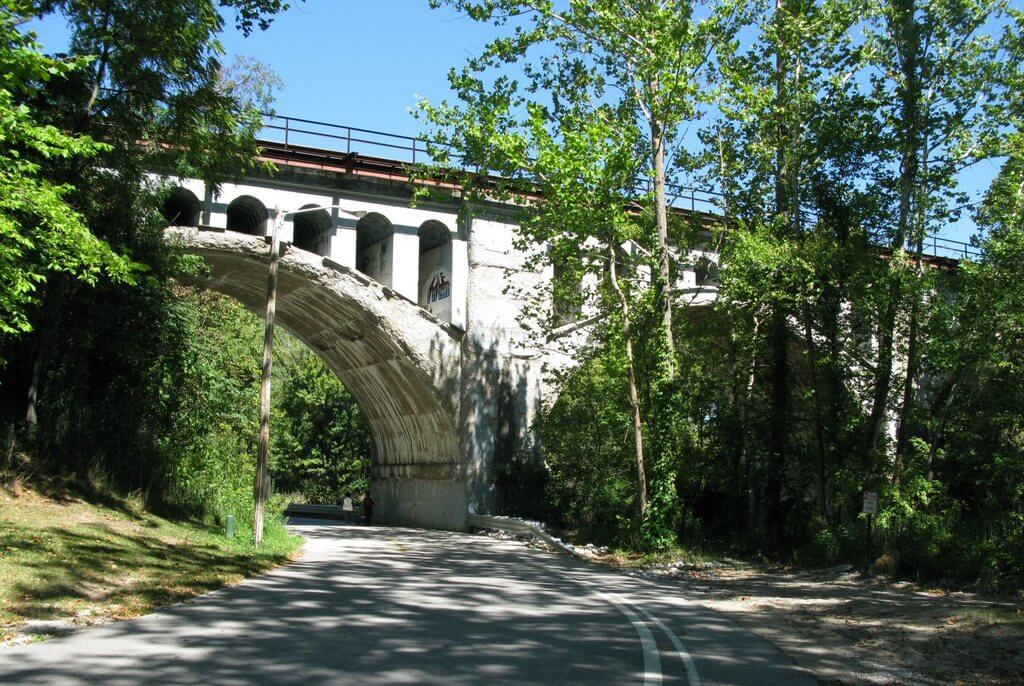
[822,230,846,523]
[766,307,788,551]
[864,0,920,465]
[24,276,70,433]
[896,127,930,466]
[651,115,675,378]
[734,315,760,536]
[765,0,792,553]
[81,3,113,126]
[24,4,114,437]
[609,242,647,516]
[804,310,829,517]
[926,376,959,481]
[895,247,924,466]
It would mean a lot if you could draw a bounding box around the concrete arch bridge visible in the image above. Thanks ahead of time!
[162,117,976,530]
[161,129,579,530]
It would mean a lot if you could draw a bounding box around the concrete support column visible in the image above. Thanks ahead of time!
[332,220,357,267]
[391,227,420,302]
[205,185,227,230]
[375,478,467,530]
[450,238,468,330]
[458,208,547,518]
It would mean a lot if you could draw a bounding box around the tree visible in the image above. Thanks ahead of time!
[855,0,1008,470]
[702,0,865,547]
[8,0,291,434]
[429,0,743,377]
[422,0,740,541]
[0,4,132,340]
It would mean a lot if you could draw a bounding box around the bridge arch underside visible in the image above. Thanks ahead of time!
[167,228,467,530]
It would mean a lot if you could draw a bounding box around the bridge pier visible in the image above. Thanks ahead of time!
[375,478,468,530]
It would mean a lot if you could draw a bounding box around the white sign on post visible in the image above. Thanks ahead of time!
[862,491,879,515]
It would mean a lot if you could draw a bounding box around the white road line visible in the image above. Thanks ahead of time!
[590,588,663,686]
[636,605,702,686]
[519,557,662,684]
[520,553,702,686]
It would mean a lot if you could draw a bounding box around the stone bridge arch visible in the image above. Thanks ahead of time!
[165,227,467,530]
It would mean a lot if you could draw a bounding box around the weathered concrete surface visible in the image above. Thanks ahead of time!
[0,519,816,685]
[161,170,724,530]
[459,212,547,518]
[166,227,467,529]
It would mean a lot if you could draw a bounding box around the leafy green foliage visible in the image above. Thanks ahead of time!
[0,4,133,335]
[3,284,373,542]
[271,335,371,504]
[0,0,355,549]
[429,0,1024,585]
[541,351,637,543]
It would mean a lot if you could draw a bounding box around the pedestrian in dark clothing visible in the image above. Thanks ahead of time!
[362,493,374,525]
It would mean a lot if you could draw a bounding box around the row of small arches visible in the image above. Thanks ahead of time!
[161,187,452,257]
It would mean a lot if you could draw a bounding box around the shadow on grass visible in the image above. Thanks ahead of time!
[1,472,148,523]
[0,519,291,623]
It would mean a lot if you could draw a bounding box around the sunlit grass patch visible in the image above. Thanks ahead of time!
[0,483,300,630]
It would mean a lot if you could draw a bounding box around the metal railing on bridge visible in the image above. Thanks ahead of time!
[259,113,982,261]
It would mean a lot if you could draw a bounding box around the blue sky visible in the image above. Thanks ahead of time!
[26,1,1001,244]
[27,1,491,135]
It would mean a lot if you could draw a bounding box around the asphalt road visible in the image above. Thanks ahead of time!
[0,519,815,685]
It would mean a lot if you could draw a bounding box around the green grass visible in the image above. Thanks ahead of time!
[0,482,301,628]
[599,543,751,569]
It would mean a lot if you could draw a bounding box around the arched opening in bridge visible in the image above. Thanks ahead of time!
[292,205,333,256]
[167,228,466,528]
[695,256,718,287]
[417,220,453,322]
[355,212,394,288]
[226,195,269,236]
[162,187,201,227]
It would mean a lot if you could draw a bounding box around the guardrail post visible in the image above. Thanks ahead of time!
[284,117,289,147]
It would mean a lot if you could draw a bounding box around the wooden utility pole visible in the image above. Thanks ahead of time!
[254,208,282,547]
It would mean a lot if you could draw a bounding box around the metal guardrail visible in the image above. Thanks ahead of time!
[467,514,585,558]
[918,233,980,260]
[259,113,981,260]
[285,503,362,521]
[262,114,433,164]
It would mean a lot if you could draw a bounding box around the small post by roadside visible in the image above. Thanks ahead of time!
[862,491,878,575]
[254,208,282,548]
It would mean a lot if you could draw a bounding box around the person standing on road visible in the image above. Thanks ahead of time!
[362,492,374,525]
[341,493,353,522]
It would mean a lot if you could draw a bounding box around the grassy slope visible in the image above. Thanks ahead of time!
[0,482,301,639]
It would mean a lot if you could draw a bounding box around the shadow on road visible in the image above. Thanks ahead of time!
[0,519,812,685]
